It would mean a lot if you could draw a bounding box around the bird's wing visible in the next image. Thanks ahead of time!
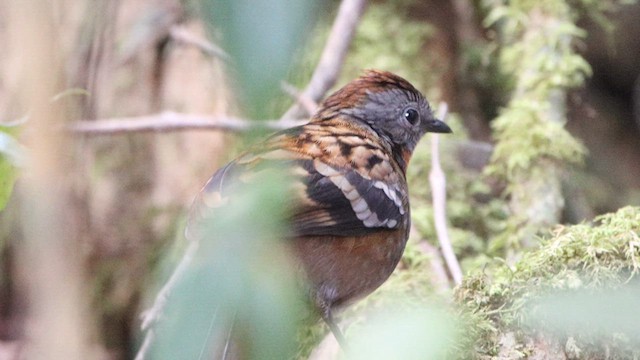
[186,122,408,239]
[289,156,407,236]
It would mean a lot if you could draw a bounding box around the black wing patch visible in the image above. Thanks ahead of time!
[187,153,407,240]
[292,159,405,237]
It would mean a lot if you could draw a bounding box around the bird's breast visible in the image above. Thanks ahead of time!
[292,222,410,311]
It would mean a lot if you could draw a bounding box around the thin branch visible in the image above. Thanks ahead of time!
[169,25,230,62]
[429,103,463,285]
[68,112,306,136]
[87,0,368,136]
[281,0,368,119]
[280,81,318,115]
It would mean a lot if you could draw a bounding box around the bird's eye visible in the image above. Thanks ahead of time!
[403,108,420,126]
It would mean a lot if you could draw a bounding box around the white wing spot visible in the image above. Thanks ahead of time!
[314,159,340,177]
[345,189,360,201]
[351,198,368,213]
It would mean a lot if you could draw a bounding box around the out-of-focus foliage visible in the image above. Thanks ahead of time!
[346,305,457,360]
[0,121,24,211]
[200,0,318,119]
[151,170,306,360]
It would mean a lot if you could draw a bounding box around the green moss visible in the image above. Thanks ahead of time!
[483,0,591,181]
[486,101,586,180]
[483,0,635,184]
[456,207,640,358]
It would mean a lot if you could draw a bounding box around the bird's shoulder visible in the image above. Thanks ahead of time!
[261,117,404,184]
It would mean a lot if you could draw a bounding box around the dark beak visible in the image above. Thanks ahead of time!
[426,119,452,134]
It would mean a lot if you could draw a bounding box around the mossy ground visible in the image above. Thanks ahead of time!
[457,206,640,359]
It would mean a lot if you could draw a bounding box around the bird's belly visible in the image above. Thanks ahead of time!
[292,228,408,310]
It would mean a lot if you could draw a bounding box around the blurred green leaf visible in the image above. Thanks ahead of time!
[200,0,317,118]
[525,286,640,342]
[152,169,307,360]
[347,304,457,360]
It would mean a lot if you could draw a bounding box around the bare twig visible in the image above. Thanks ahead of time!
[169,25,230,62]
[429,103,463,285]
[281,0,367,119]
[68,112,306,136]
[280,81,319,115]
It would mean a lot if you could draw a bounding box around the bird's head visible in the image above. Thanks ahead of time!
[317,70,452,154]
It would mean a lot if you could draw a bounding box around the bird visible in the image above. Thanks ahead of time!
[185,70,452,356]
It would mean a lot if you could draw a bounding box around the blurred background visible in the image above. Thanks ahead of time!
[1,0,639,359]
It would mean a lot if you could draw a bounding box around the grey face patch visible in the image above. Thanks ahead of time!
[343,88,434,152]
